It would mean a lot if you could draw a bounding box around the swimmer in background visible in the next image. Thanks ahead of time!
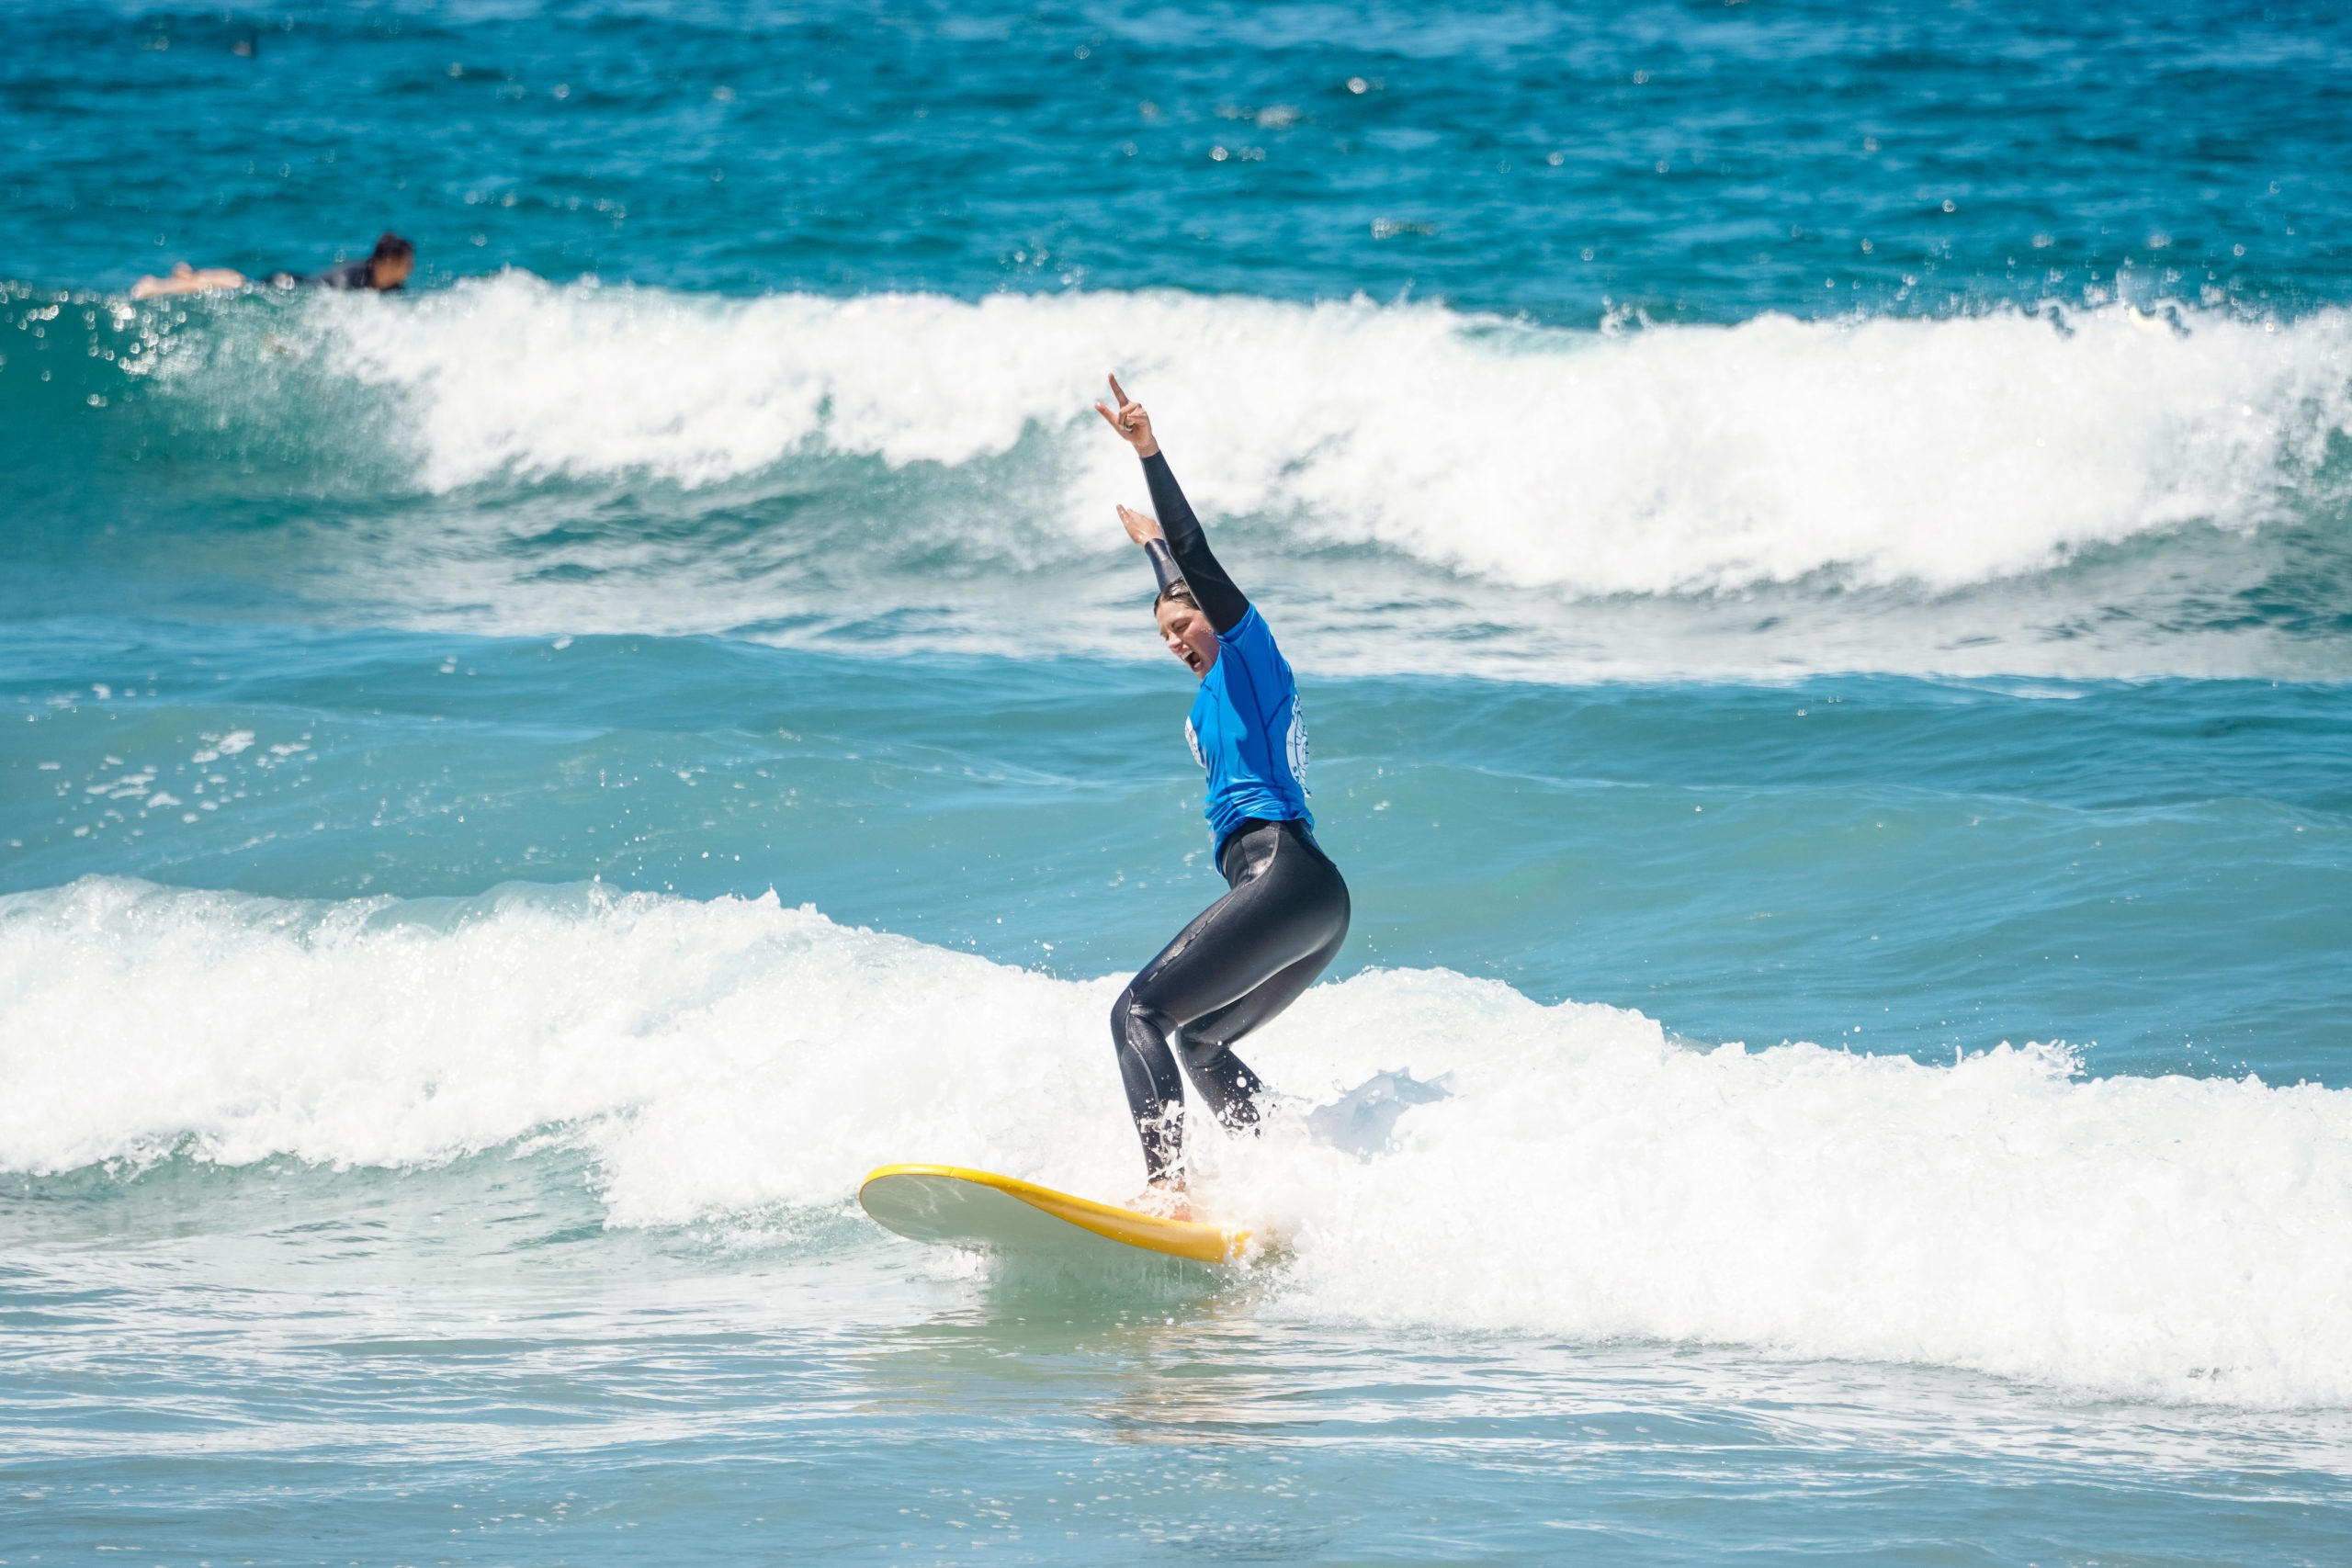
[131,232,414,299]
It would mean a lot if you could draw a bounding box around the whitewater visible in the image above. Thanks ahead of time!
[300,276,2346,587]
[59,275,2351,680]
[7,875,2349,1409]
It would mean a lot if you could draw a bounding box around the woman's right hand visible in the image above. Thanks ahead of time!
[1092,373,1159,457]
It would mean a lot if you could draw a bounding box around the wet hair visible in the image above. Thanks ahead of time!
[1154,582,1200,617]
[370,233,415,265]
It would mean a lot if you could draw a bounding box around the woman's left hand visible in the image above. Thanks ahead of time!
[1114,504,1163,546]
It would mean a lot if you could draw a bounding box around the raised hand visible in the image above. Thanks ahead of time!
[1114,503,1163,546]
[1092,373,1159,457]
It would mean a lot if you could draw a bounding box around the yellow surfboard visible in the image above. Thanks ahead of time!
[858,1163,1251,1265]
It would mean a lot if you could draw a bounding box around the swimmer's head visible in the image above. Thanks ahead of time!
[367,233,416,289]
[1153,584,1217,678]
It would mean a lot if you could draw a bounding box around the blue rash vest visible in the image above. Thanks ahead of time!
[1186,606,1311,848]
[1136,449,1312,850]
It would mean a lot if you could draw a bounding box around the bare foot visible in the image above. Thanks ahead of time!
[1127,1181,1193,1222]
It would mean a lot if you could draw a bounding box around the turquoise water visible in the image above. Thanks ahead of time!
[7,3,2352,1561]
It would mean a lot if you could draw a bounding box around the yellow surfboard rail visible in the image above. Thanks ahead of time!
[859,1163,1252,1265]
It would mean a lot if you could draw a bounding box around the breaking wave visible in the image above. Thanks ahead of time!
[7,875,2351,1407]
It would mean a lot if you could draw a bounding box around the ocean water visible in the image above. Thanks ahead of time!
[6,2,2352,1562]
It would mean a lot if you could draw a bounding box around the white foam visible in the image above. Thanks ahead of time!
[6,876,2351,1407]
[309,276,2352,595]
[0,877,1136,1219]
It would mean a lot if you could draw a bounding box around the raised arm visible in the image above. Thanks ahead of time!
[1095,376,1250,634]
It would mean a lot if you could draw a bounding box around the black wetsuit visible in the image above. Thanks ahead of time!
[266,259,397,290]
[1110,452,1351,1180]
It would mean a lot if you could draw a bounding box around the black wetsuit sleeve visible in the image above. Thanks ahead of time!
[1143,451,1249,634]
[275,259,375,290]
[1143,538,1185,597]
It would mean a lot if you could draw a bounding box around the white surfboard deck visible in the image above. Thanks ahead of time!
[858,1164,1251,1265]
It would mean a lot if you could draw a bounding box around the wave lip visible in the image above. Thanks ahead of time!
[273,276,2352,595]
[6,875,2352,1407]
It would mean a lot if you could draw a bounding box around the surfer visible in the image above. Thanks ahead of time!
[131,233,415,299]
[1094,376,1351,1215]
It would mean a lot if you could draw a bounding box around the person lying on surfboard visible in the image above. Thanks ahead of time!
[131,233,416,299]
[1093,375,1351,1218]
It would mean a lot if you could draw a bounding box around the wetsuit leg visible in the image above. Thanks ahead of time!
[1170,922,1349,1129]
[1110,820,1350,1179]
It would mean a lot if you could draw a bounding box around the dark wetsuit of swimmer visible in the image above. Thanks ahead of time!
[1111,449,1351,1181]
[266,259,400,290]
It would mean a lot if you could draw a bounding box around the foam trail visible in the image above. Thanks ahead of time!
[6,876,2351,1407]
[285,276,2352,594]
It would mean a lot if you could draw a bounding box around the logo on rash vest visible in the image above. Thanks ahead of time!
[1185,716,1204,771]
[1286,699,1309,794]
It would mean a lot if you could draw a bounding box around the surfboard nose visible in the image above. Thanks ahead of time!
[858,1164,1251,1265]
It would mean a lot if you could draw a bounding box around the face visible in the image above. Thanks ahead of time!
[371,253,415,289]
[1155,600,1219,677]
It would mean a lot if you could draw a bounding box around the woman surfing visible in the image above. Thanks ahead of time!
[1093,376,1351,1215]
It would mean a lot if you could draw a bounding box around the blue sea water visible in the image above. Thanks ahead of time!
[6,2,2352,1562]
